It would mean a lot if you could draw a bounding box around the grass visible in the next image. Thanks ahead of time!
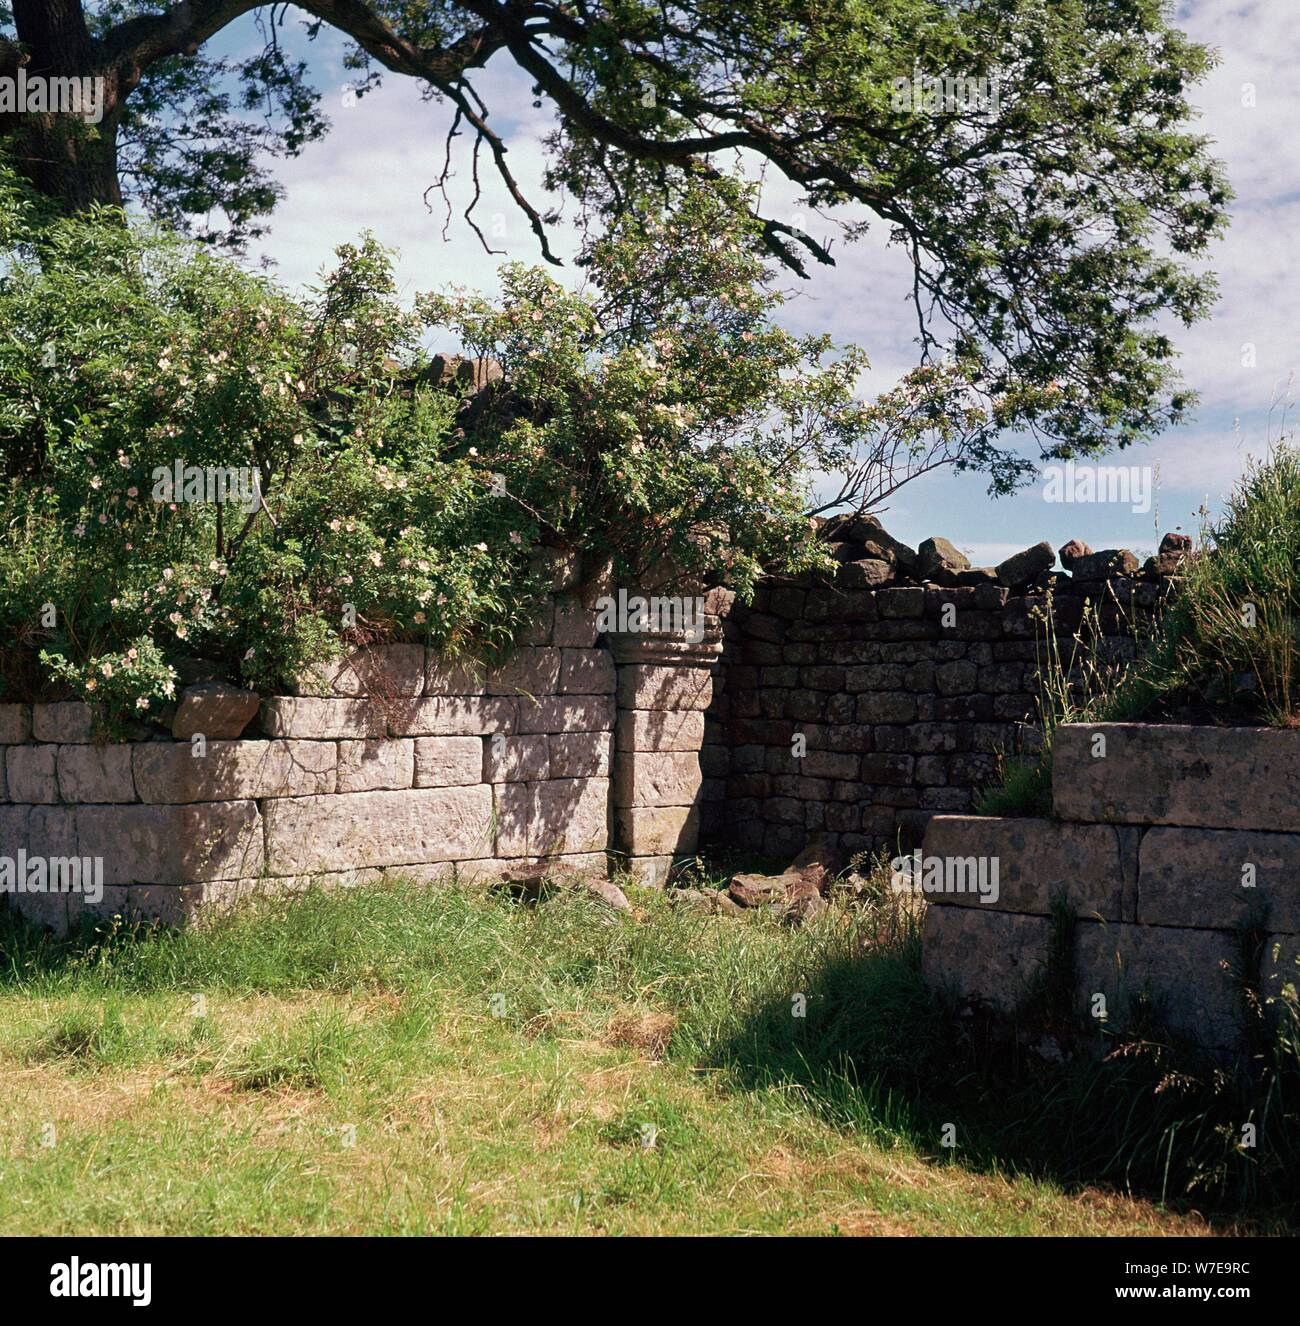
[0,870,1292,1235]
[979,441,1300,817]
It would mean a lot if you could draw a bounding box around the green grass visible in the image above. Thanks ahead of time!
[0,872,1291,1235]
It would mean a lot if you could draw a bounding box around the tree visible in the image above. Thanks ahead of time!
[0,1,1230,477]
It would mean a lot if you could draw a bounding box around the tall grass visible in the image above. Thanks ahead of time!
[980,441,1300,815]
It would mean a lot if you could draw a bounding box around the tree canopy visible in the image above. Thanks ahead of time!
[0,1,1230,473]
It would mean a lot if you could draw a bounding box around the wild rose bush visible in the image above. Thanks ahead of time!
[0,169,876,720]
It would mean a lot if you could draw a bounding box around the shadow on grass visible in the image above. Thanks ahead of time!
[700,920,1300,1225]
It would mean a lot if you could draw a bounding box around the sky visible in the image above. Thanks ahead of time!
[210,0,1300,567]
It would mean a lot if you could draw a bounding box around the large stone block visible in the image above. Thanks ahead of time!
[32,702,95,743]
[7,745,58,803]
[616,665,714,711]
[133,739,336,803]
[263,786,494,873]
[615,804,699,856]
[493,777,610,857]
[1053,723,1300,832]
[921,905,1051,1011]
[516,695,614,735]
[388,696,516,737]
[337,738,414,793]
[921,815,1128,920]
[485,647,562,697]
[0,704,31,744]
[549,732,613,779]
[171,683,261,739]
[484,734,550,783]
[1138,826,1300,933]
[78,801,265,884]
[262,697,384,740]
[292,644,426,698]
[613,751,703,809]
[58,744,136,804]
[0,804,30,857]
[616,709,705,753]
[413,736,485,787]
[424,658,489,696]
[559,648,616,695]
[552,599,601,648]
[1074,920,1242,1050]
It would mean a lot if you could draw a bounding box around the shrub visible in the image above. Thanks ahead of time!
[0,169,847,718]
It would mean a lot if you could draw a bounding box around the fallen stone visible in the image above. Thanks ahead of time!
[172,683,261,739]
[837,558,895,589]
[916,537,971,581]
[728,872,790,907]
[1070,549,1140,580]
[995,541,1055,590]
[1057,539,1093,570]
[1158,531,1193,556]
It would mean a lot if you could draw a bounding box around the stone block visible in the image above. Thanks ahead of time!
[616,665,714,711]
[389,696,516,737]
[7,745,58,803]
[615,804,699,856]
[549,732,613,779]
[921,815,1127,920]
[552,599,601,647]
[58,744,136,803]
[262,697,384,740]
[0,704,32,744]
[1054,724,1300,832]
[171,683,262,738]
[516,695,614,735]
[493,778,610,856]
[424,658,489,696]
[485,647,562,696]
[32,702,95,743]
[133,739,336,803]
[263,786,494,873]
[1074,920,1242,1050]
[921,905,1051,1010]
[79,800,265,884]
[292,644,426,698]
[613,751,702,808]
[413,736,485,787]
[485,734,550,782]
[559,648,616,694]
[337,739,415,793]
[1137,826,1300,933]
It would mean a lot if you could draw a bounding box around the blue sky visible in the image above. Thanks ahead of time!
[212,0,1298,566]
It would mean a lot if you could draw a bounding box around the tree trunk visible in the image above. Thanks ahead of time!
[3,0,124,213]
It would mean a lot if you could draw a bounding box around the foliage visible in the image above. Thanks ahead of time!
[0,170,835,714]
[1,1,1230,480]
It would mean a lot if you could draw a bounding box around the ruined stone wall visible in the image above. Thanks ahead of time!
[702,519,1184,863]
[920,724,1300,1056]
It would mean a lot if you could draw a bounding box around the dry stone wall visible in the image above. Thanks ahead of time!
[702,518,1183,862]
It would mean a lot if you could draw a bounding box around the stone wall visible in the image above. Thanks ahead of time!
[0,587,610,930]
[702,520,1182,862]
[920,724,1300,1054]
